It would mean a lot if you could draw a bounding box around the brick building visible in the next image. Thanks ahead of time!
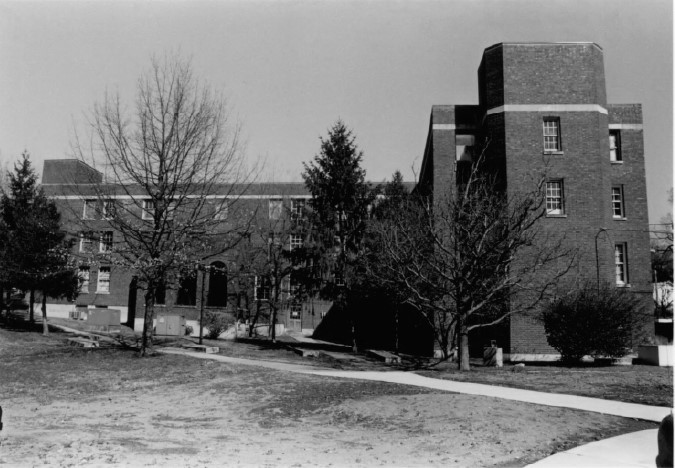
[41,160,331,337]
[417,42,652,360]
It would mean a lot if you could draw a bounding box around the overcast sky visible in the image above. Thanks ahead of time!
[0,0,672,222]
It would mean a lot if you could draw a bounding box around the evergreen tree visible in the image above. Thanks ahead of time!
[0,152,79,333]
[301,120,376,351]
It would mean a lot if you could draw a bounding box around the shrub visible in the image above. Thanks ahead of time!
[184,324,194,336]
[542,284,649,364]
[203,311,232,340]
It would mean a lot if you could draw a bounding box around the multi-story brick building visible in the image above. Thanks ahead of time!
[417,42,652,360]
[41,159,331,336]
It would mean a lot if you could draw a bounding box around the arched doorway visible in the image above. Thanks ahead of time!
[207,261,227,308]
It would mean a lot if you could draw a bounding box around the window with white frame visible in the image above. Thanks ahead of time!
[97,267,111,293]
[289,234,303,250]
[290,303,302,319]
[543,118,561,152]
[214,200,228,220]
[269,199,283,220]
[102,200,115,219]
[545,180,565,215]
[78,266,90,293]
[142,200,155,220]
[609,130,622,162]
[614,243,628,286]
[82,199,96,219]
[291,199,306,219]
[254,276,271,301]
[79,231,95,252]
[611,186,625,219]
[99,231,113,253]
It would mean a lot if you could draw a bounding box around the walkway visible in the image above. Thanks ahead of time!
[159,347,671,467]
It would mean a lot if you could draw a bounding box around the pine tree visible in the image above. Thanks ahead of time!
[0,152,79,332]
[301,120,375,351]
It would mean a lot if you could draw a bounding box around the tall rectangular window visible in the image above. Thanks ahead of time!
[102,200,115,219]
[79,231,95,252]
[214,201,228,220]
[291,199,306,219]
[82,200,96,219]
[99,231,113,253]
[269,199,282,220]
[78,266,90,293]
[545,180,565,215]
[254,276,271,301]
[614,243,628,286]
[289,234,303,251]
[97,267,111,293]
[611,186,625,218]
[142,200,155,220]
[609,130,622,162]
[543,118,561,152]
[290,303,302,319]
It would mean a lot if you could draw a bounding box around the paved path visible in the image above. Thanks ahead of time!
[160,347,671,467]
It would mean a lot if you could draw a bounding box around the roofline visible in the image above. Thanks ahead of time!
[484,42,603,53]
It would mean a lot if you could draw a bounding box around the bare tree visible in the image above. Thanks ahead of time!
[367,149,577,370]
[71,54,254,356]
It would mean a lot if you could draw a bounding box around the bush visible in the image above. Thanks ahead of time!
[542,284,649,364]
[203,311,232,340]
[184,324,194,336]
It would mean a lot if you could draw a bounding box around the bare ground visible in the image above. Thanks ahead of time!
[0,323,658,467]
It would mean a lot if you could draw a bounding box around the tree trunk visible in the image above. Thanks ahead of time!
[270,305,277,343]
[140,287,156,357]
[394,305,400,354]
[5,290,10,320]
[0,285,4,321]
[29,289,35,323]
[249,300,261,337]
[41,291,49,336]
[459,320,470,371]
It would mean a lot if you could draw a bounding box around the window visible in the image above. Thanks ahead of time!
[214,201,228,220]
[142,200,155,220]
[207,261,228,307]
[176,273,197,306]
[615,243,628,286]
[102,200,115,219]
[155,281,166,306]
[78,266,90,293]
[609,130,622,162]
[543,118,561,152]
[291,199,306,219]
[79,231,95,252]
[611,186,625,219]
[290,234,303,250]
[545,180,565,215]
[289,276,300,297]
[97,267,111,293]
[82,199,96,219]
[456,134,475,162]
[255,276,271,301]
[269,199,282,220]
[290,303,302,319]
[99,231,113,253]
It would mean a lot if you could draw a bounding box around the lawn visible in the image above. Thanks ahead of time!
[0,322,662,467]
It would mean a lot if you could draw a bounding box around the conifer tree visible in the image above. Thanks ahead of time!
[301,120,375,351]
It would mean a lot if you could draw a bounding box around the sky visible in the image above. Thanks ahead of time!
[0,0,672,222]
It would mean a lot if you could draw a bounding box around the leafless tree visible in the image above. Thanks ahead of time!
[71,54,255,356]
[367,149,577,370]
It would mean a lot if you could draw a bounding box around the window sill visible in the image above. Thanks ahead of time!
[543,151,564,156]
[616,283,632,288]
[613,217,628,221]
[95,291,110,295]
[546,214,568,218]
[610,160,624,165]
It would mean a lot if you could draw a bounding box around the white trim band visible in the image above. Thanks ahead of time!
[609,123,643,130]
[50,194,312,200]
[432,124,477,131]
[487,104,608,115]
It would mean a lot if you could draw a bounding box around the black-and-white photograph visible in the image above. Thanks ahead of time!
[0,0,672,466]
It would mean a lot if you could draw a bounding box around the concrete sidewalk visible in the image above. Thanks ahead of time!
[524,429,659,467]
[159,348,671,467]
